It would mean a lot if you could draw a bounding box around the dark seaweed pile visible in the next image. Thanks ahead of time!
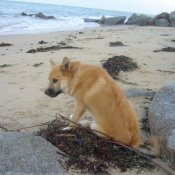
[102,56,138,78]
[109,42,124,47]
[38,40,48,44]
[27,45,82,53]
[0,42,13,47]
[36,119,155,174]
[154,47,175,52]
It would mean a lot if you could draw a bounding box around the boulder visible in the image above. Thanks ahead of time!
[148,82,175,170]
[21,12,28,16]
[104,16,126,25]
[125,13,147,26]
[170,21,175,27]
[169,11,175,22]
[154,12,170,22]
[83,18,99,22]
[35,12,55,19]
[0,132,65,174]
[155,19,170,27]
[169,11,175,27]
[98,15,106,24]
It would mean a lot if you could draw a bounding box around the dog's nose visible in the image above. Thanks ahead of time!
[44,89,50,95]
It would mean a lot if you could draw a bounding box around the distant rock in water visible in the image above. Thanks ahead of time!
[83,18,99,22]
[84,16,126,25]
[21,12,55,19]
[104,16,126,25]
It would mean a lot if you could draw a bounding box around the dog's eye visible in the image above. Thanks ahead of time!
[53,78,58,83]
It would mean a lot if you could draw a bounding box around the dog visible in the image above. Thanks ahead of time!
[44,56,160,156]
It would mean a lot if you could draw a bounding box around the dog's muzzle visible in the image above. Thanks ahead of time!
[44,88,62,98]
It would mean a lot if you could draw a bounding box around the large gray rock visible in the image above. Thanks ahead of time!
[125,13,147,26]
[169,11,175,27]
[0,132,65,174]
[169,11,175,22]
[155,19,170,27]
[149,82,175,170]
[104,16,126,25]
[154,12,170,22]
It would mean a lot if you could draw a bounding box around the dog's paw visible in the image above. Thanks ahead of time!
[62,126,73,131]
[79,120,93,127]
[69,114,73,120]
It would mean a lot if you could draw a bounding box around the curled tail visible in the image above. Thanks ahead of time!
[135,136,160,156]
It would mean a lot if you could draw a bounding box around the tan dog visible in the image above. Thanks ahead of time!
[45,57,159,156]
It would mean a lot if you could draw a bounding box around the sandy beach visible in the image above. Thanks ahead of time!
[0,25,175,174]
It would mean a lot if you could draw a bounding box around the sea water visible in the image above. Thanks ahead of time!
[0,0,134,35]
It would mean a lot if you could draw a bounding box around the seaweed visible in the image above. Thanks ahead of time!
[38,40,47,44]
[36,117,155,174]
[102,56,138,79]
[0,42,13,47]
[109,41,125,47]
[154,47,175,52]
[0,64,13,68]
[33,62,43,67]
[27,45,82,53]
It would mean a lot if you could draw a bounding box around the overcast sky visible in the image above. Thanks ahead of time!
[12,0,175,15]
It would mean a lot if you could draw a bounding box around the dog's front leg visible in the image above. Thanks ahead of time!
[63,101,86,130]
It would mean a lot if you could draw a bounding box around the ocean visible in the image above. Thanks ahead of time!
[0,0,134,35]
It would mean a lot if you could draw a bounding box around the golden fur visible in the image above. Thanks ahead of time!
[44,57,160,156]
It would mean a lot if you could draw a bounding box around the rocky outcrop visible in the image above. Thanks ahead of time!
[84,11,175,27]
[169,11,175,27]
[148,82,175,171]
[155,19,170,27]
[103,16,126,25]
[125,13,147,26]
[21,12,55,19]
[0,132,65,174]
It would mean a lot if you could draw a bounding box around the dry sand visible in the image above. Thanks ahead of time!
[0,25,175,174]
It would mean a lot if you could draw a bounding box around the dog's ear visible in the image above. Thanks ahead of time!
[50,60,57,67]
[62,57,71,71]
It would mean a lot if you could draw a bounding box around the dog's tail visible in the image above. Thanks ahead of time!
[135,136,160,156]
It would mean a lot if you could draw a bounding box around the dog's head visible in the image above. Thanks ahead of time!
[44,57,71,98]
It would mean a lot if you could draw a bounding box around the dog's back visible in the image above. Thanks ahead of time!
[70,62,142,147]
